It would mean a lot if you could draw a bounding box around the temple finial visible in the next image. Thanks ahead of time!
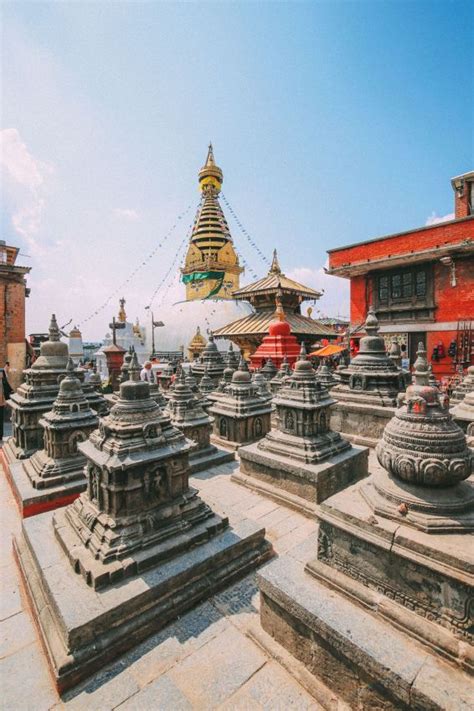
[413,342,429,386]
[128,351,140,381]
[275,289,285,322]
[118,297,127,323]
[66,357,75,374]
[299,341,308,361]
[364,306,379,335]
[270,249,282,275]
[206,143,215,166]
[49,314,60,342]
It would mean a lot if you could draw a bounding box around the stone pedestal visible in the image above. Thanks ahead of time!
[257,344,473,709]
[237,345,368,515]
[330,309,403,447]
[14,355,272,691]
[4,315,69,463]
[166,369,234,473]
[7,359,98,517]
[210,357,272,450]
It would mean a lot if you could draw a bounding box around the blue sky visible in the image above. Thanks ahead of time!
[2,1,473,339]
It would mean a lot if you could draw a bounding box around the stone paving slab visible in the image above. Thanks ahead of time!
[0,454,325,710]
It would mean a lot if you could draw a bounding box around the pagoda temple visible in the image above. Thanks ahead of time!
[214,250,336,355]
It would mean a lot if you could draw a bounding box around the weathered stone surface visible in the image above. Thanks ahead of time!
[14,355,272,690]
[191,333,225,386]
[259,556,474,710]
[210,355,272,449]
[237,344,368,513]
[450,365,474,405]
[8,359,99,517]
[330,308,404,445]
[451,387,474,445]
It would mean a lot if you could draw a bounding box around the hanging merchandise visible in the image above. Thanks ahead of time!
[437,341,446,359]
[432,345,440,362]
[448,339,457,358]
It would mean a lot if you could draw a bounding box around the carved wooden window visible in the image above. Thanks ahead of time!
[375,263,433,321]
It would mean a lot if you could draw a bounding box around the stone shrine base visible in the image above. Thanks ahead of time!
[189,443,235,474]
[14,508,272,692]
[330,401,396,447]
[259,556,473,710]
[234,443,368,516]
[3,455,85,518]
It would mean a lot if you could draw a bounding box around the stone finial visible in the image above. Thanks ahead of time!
[412,342,429,386]
[66,357,75,374]
[49,314,61,342]
[128,352,140,382]
[298,342,308,361]
[364,307,379,336]
[388,338,401,368]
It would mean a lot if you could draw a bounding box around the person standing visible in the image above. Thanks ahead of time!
[140,361,153,382]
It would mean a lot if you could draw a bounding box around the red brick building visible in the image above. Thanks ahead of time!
[0,241,31,390]
[327,171,474,379]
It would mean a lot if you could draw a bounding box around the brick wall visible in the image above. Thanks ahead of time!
[0,274,28,389]
[329,217,474,271]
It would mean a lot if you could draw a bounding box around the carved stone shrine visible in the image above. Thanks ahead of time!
[258,344,473,709]
[8,358,98,517]
[14,353,271,691]
[330,308,405,446]
[451,365,474,405]
[451,387,474,447]
[314,360,337,390]
[237,344,368,515]
[166,368,234,472]
[209,356,272,450]
[4,315,69,463]
[191,333,225,386]
[269,355,292,394]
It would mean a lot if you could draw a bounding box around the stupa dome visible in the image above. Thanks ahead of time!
[268,319,291,337]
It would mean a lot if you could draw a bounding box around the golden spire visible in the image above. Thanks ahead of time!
[270,249,282,275]
[118,297,127,323]
[198,143,223,194]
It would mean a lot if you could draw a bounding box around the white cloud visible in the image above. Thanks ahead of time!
[287,262,350,320]
[0,128,52,253]
[113,208,140,221]
[425,211,454,225]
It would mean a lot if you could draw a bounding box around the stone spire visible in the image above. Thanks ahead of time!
[120,347,134,384]
[371,343,473,530]
[148,362,167,409]
[237,336,367,509]
[191,332,225,385]
[4,313,70,461]
[450,365,474,405]
[16,357,99,515]
[210,355,272,449]
[225,342,239,370]
[451,387,474,447]
[270,355,292,394]
[331,307,404,408]
[261,357,278,382]
[388,338,401,368]
[252,369,272,403]
[315,359,337,390]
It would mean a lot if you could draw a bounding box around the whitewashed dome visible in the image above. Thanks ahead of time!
[149,298,254,353]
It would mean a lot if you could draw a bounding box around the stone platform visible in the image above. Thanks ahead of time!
[259,555,474,710]
[4,456,85,518]
[330,400,396,447]
[188,443,235,474]
[235,443,368,517]
[14,507,272,692]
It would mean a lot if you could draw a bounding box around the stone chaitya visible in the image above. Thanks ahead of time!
[314,359,337,390]
[225,341,239,369]
[8,359,99,517]
[4,315,69,463]
[450,364,474,405]
[191,333,225,386]
[166,367,234,472]
[209,356,272,450]
[148,365,168,409]
[197,364,216,412]
[258,344,473,709]
[14,353,271,691]
[236,344,368,515]
[330,307,404,446]
[252,369,273,403]
[157,361,174,392]
[269,355,292,394]
[260,356,278,382]
[451,385,474,447]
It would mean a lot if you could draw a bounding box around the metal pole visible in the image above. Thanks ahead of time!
[151,311,156,358]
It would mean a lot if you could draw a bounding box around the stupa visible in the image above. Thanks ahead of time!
[269,356,292,394]
[252,370,273,403]
[68,326,84,364]
[191,333,225,385]
[330,307,405,446]
[119,347,133,383]
[166,368,234,472]
[148,365,168,409]
[314,359,337,390]
[237,344,368,515]
[451,388,474,446]
[225,342,240,369]
[157,361,174,392]
[3,315,69,463]
[250,296,301,369]
[197,364,216,412]
[8,359,99,517]
[14,353,271,691]
[209,356,272,450]
[153,146,253,352]
[389,337,412,387]
[450,365,474,404]
[187,326,207,361]
[95,298,148,378]
[258,344,473,709]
